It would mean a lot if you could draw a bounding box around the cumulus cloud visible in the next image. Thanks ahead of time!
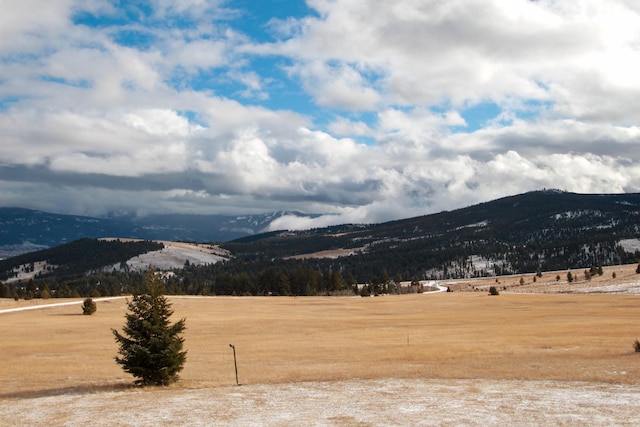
[276,0,640,119]
[286,61,382,110]
[0,0,639,231]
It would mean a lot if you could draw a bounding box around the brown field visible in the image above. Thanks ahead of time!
[2,266,640,425]
[443,263,640,294]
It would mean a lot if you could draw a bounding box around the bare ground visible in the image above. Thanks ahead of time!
[2,379,639,426]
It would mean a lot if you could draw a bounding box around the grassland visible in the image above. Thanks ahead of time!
[1,266,640,425]
[2,290,640,397]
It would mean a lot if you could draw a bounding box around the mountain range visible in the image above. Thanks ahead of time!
[221,189,640,280]
[0,208,303,258]
[2,190,640,297]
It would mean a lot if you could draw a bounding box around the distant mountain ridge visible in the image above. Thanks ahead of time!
[3,190,640,298]
[0,208,306,258]
[221,190,640,279]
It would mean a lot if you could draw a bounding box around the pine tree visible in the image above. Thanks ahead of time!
[112,271,187,386]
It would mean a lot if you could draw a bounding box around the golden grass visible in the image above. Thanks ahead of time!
[445,263,640,293]
[2,290,640,399]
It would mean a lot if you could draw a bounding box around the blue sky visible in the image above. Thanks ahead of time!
[72,0,516,134]
[1,0,640,230]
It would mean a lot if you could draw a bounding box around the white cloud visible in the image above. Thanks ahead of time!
[1,0,639,229]
[0,0,74,52]
[166,38,228,72]
[287,61,382,110]
[277,0,640,121]
[123,109,199,137]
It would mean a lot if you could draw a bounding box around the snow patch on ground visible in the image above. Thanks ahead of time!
[111,241,230,271]
[454,220,489,230]
[422,281,448,293]
[578,281,640,294]
[4,260,57,284]
[1,379,638,426]
[619,238,640,253]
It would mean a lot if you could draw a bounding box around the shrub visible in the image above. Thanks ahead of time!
[634,339,640,353]
[82,298,97,315]
[488,286,499,296]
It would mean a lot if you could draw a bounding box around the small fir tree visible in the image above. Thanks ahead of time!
[112,272,187,386]
[82,298,97,315]
[40,283,51,299]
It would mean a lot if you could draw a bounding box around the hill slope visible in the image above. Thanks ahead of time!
[222,190,640,279]
[2,190,640,298]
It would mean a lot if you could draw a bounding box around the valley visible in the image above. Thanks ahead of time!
[1,282,639,425]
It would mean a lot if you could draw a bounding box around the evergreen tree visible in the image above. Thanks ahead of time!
[112,271,187,386]
[58,283,72,298]
[41,283,51,299]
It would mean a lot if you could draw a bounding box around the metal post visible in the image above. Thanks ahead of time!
[229,344,239,386]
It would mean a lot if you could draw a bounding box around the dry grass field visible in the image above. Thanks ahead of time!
[2,265,640,425]
[443,263,640,294]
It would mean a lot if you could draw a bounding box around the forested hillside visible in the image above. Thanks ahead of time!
[2,190,639,298]
[221,190,640,277]
[0,239,162,298]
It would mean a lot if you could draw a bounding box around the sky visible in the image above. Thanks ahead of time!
[1,0,640,231]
